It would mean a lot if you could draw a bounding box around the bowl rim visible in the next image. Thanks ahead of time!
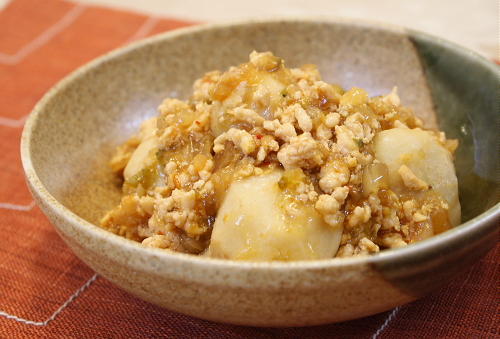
[20,17,500,271]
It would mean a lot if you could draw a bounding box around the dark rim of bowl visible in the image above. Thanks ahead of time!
[21,18,500,270]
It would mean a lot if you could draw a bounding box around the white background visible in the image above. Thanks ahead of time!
[0,0,498,59]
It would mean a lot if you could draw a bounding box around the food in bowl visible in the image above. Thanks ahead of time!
[100,51,460,261]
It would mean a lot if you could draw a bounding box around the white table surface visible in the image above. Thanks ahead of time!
[1,0,498,59]
[2,0,495,59]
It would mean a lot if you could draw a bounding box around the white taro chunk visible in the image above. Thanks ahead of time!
[123,118,159,181]
[210,73,285,137]
[373,128,461,226]
[208,170,342,260]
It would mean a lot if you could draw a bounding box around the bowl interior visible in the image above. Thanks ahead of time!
[26,20,499,231]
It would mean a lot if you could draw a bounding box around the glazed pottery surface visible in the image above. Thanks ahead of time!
[21,19,499,326]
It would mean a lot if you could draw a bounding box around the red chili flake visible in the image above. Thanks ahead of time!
[256,134,263,140]
[158,231,165,235]
[195,120,201,125]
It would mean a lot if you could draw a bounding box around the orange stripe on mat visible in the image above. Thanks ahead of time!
[0,2,194,120]
[0,0,75,55]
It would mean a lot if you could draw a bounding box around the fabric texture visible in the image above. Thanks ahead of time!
[0,0,498,337]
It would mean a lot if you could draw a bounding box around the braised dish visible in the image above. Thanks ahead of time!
[101,51,460,261]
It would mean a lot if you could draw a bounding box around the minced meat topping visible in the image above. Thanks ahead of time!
[101,51,460,260]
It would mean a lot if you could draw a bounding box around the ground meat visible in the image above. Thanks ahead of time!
[277,133,325,169]
[213,128,256,154]
[101,51,459,259]
[398,165,429,190]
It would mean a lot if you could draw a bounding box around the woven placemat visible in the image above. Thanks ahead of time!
[0,0,498,337]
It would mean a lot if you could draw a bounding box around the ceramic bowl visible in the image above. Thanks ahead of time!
[21,19,499,327]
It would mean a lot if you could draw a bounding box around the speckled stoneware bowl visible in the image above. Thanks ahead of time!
[21,19,499,326]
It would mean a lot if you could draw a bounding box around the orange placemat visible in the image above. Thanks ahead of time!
[0,0,498,338]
